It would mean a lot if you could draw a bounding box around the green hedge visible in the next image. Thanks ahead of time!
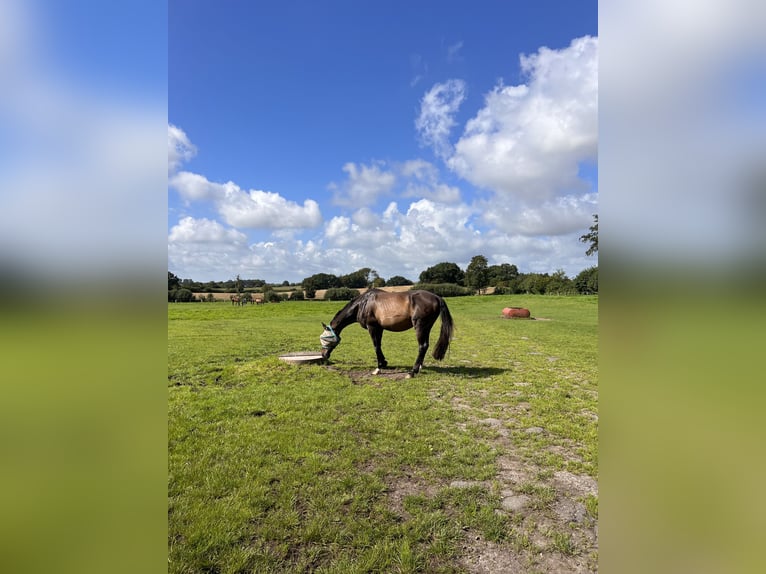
[324,287,361,301]
[410,283,472,297]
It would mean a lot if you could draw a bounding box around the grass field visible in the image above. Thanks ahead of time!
[168,295,598,573]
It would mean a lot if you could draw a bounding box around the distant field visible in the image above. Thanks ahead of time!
[168,295,598,573]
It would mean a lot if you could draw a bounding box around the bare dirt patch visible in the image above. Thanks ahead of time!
[348,369,412,385]
[407,393,598,573]
[465,398,597,573]
[384,473,439,520]
[324,366,412,385]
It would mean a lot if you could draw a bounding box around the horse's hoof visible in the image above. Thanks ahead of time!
[405,373,412,379]
[372,368,381,375]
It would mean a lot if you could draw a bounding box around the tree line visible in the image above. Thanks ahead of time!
[169,260,597,302]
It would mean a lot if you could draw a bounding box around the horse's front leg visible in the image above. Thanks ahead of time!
[368,325,388,373]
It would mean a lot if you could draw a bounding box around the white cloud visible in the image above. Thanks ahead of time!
[168,216,247,244]
[415,79,466,160]
[168,217,252,280]
[331,161,397,207]
[169,171,223,201]
[399,159,462,203]
[168,124,196,174]
[311,199,481,280]
[218,185,322,229]
[168,192,595,284]
[481,193,597,236]
[448,36,597,201]
[169,169,322,230]
[484,230,594,276]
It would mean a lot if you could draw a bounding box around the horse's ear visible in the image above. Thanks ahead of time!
[321,322,327,329]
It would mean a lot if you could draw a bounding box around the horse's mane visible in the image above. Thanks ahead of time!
[331,289,380,329]
[356,289,380,323]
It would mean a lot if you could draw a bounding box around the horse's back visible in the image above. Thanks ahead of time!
[408,290,442,313]
[367,290,413,330]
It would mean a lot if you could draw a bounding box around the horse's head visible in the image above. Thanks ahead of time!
[319,322,341,359]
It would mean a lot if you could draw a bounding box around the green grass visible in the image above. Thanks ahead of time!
[169,295,597,572]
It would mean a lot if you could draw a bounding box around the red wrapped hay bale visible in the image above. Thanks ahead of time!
[502,307,531,319]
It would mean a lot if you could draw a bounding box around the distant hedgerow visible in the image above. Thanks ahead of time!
[324,287,361,301]
[411,283,472,297]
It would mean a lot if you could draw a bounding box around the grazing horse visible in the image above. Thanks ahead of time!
[320,289,454,377]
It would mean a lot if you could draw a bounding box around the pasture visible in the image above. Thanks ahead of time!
[168,295,598,573]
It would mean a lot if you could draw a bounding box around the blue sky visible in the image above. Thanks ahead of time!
[169,1,598,283]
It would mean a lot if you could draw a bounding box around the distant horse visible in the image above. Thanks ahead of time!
[320,289,454,377]
[230,295,246,306]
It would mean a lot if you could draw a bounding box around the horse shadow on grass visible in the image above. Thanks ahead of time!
[327,363,507,384]
[425,365,508,379]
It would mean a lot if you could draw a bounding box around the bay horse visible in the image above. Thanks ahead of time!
[320,289,454,377]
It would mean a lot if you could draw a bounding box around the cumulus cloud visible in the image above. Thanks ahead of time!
[311,198,482,280]
[218,185,322,229]
[330,161,397,207]
[168,216,247,244]
[169,171,223,202]
[415,79,466,160]
[168,126,322,230]
[168,216,248,280]
[169,193,595,284]
[390,199,482,261]
[448,36,597,201]
[481,193,597,236]
[399,159,462,203]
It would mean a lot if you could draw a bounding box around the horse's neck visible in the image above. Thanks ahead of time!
[331,303,360,333]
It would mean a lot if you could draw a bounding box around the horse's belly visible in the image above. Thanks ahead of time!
[381,316,412,331]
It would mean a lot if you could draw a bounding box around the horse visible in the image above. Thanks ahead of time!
[319,289,454,377]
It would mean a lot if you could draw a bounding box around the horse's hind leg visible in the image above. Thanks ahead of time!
[368,325,388,373]
[410,322,433,377]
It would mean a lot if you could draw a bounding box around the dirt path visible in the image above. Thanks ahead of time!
[384,390,598,573]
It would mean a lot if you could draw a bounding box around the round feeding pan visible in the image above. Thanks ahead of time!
[278,351,325,365]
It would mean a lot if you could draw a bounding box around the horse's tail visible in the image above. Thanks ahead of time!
[432,296,454,361]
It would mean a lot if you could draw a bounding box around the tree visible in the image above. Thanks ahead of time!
[386,275,413,286]
[340,268,375,289]
[302,273,340,291]
[547,269,575,294]
[169,288,194,302]
[465,255,490,294]
[519,273,550,294]
[487,263,519,286]
[168,271,180,291]
[371,275,386,288]
[574,266,598,294]
[419,262,464,285]
[580,214,598,256]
